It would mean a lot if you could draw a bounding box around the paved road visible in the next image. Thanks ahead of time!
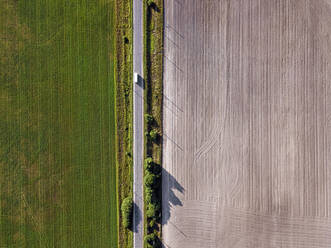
[133,0,144,247]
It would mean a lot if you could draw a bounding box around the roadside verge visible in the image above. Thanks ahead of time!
[115,0,133,247]
[143,0,164,246]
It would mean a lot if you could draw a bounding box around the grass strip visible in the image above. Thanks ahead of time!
[114,0,133,247]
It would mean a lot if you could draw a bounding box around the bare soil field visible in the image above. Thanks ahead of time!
[162,0,331,247]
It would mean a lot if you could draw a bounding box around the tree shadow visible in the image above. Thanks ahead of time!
[162,167,184,225]
[149,2,160,13]
[132,201,142,233]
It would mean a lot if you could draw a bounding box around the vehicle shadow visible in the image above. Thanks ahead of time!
[132,201,142,233]
[137,74,145,89]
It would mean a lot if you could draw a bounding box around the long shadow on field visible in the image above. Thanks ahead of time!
[132,202,142,233]
[162,168,184,226]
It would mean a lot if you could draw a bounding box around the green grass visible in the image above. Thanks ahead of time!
[114,0,133,247]
[144,0,164,244]
[0,0,118,247]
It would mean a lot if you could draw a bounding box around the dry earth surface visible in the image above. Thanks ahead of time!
[162,0,331,247]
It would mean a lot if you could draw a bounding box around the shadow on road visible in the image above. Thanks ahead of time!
[133,202,142,233]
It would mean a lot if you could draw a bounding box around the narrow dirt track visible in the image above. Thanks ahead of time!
[162,0,331,247]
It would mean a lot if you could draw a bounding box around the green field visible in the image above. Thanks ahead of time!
[0,0,118,247]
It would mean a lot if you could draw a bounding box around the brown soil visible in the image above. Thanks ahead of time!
[162,1,331,247]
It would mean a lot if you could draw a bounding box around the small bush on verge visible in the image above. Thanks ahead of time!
[121,196,133,229]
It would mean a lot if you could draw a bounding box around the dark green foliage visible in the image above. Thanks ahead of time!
[146,0,160,12]
[146,0,155,6]
[149,129,159,142]
[144,157,154,172]
[144,157,162,176]
[146,202,160,220]
[145,187,153,203]
[146,203,157,219]
[144,172,157,188]
[145,113,155,125]
[144,158,161,226]
[148,218,155,228]
[121,196,133,229]
[152,162,162,176]
[144,233,161,248]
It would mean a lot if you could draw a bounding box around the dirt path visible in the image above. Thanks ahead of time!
[162,0,331,247]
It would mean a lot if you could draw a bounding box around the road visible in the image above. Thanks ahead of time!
[133,0,144,247]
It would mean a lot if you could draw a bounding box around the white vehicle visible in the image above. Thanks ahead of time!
[134,72,138,84]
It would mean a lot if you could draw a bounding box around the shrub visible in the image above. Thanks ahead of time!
[146,203,157,218]
[121,196,133,229]
[146,0,155,6]
[146,202,161,219]
[145,172,161,189]
[148,218,155,228]
[144,233,161,248]
[149,129,159,142]
[145,186,154,203]
[145,158,162,176]
[144,172,156,188]
[145,114,154,125]
[144,157,154,172]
